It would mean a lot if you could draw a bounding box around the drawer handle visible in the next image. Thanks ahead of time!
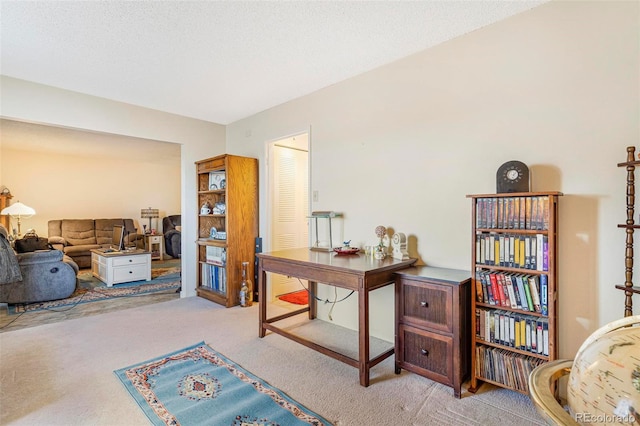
[421,349,429,356]
[129,271,133,274]
[420,301,429,307]
[129,259,133,263]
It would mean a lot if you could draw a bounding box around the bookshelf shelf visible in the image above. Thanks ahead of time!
[467,192,561,395]
[617,146,640,317]
[195,154,258,308]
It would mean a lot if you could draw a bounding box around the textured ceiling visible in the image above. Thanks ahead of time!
[1,1,548,125]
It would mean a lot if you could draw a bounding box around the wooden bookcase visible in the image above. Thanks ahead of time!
[616,146,640,317]
[467,192,562,394]
[195,154,258,307]
[0,193,13,231]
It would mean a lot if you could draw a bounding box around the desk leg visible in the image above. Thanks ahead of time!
[358,279,370,387]
[308,280,317,320]
[258,260,267,338]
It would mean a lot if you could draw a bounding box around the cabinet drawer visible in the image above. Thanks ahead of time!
[113,255,148,267]
[113,264,149,283]
[399,324,453,385]
[402,280,453,333]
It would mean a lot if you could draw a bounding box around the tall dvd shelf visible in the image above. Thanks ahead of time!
[467,192,561,394]
[196,154,258,307]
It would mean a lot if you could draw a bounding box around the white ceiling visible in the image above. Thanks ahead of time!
[1,1,548,125]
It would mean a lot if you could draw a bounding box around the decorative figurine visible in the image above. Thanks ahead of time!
[374,226,387,260]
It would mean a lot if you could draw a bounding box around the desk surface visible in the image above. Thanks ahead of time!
[257,248,416,289]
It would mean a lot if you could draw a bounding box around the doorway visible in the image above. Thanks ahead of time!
[267,133,309,300]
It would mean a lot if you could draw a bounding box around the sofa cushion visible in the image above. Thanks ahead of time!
[61,219,96,245]
[48,220,62,238]
[63,244,100,256]
[95,219,125,245]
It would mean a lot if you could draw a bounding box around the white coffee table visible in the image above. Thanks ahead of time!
[90,248,151,287]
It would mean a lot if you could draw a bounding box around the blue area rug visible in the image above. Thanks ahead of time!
[8,259,181,314]
[114,342,331,426]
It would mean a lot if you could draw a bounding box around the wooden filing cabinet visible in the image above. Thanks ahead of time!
[395,266,471,398]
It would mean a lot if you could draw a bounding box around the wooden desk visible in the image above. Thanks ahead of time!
[258,248,416,386]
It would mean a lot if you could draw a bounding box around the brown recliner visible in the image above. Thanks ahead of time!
[162,215,181,258]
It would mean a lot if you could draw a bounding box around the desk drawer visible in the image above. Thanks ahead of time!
[401,279,452,333]
[399,324,452,385]
[113,255,148,267]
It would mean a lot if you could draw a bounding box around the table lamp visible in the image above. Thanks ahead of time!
[140,207,159,234]
[0,201,35,237]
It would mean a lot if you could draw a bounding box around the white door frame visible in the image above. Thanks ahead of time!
[264,128,311,301]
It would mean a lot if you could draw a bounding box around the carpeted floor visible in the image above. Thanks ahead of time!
[0,297,547,425]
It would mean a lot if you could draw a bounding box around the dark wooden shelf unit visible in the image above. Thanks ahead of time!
[467,191,562,395]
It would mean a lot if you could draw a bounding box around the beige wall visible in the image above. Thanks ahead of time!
[0,0,637,359]
[0,119,181,235]
[226,0,639,357]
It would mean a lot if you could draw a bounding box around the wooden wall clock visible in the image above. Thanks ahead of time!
[496,160,530,193]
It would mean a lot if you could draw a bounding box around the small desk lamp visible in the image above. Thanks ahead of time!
[140,207,159,234]
[0,201,35,237]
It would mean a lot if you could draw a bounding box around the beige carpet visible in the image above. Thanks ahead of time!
[0,297,546,425]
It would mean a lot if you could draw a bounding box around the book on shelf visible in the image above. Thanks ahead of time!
[504,274,518,309]
[475,196,551,231]
[542,318,549,356]
[205,246,227,266]
[540,274,548,316]
[201,263,227,293]
[475,345,546,393]
[542,197,550,230]
[475,271,484,303]
[507,273,522,309]
[527,275,542,313]
[482,272,494,305]
[530,237,537,270]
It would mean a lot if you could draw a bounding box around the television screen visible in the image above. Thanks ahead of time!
[112,225,125,251]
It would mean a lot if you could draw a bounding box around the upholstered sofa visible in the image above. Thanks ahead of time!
[162,215,181,258]
[48,218,143,269]
[0,224,79,304]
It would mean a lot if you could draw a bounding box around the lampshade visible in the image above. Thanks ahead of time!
[1,201,35,217]
[141,207,159,233]
[141,208,159,218]
[1,201,35,236]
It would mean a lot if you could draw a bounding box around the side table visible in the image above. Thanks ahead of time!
[144,233,164,260]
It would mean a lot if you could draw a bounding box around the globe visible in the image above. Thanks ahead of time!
[566,315,640,425]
